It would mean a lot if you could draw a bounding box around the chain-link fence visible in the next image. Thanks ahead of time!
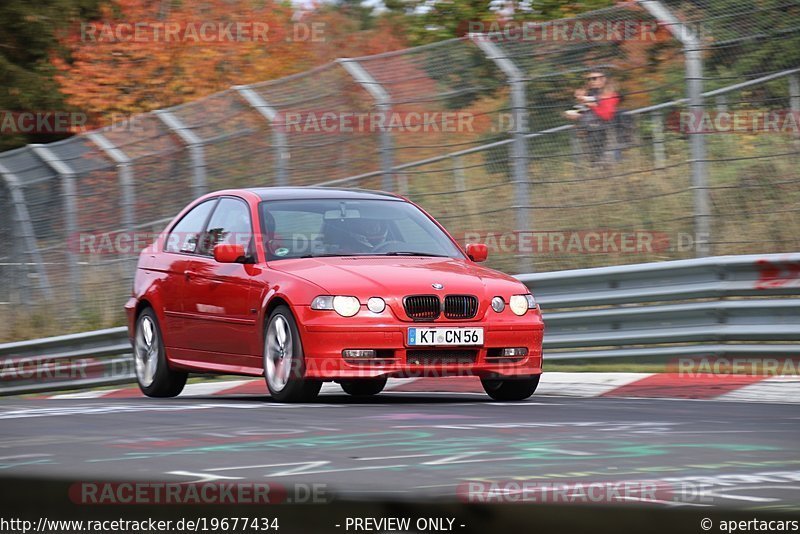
[1,0,799,340]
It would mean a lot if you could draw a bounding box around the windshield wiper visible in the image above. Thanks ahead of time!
[298,253,370,258]
[378,251,449,257]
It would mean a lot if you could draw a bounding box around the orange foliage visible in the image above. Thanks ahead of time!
[52,0,406,122]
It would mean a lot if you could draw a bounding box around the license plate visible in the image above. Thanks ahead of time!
[407,327,484,346]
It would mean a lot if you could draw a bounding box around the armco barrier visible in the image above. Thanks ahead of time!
[519,253,800,360]
[1,253,798,395]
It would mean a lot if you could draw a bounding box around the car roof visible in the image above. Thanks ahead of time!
[244,187,403,202]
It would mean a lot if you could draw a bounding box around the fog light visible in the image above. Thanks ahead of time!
[367,297,386,313]
[500,347,528,357]
[343,349,376,358]
[491,296,505,313]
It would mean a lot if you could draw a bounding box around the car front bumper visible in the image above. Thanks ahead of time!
[295,306,544,380]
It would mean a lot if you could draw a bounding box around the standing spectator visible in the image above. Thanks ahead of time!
[565,70,620,161]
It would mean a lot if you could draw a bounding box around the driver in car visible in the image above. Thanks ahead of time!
[345,218,393,252]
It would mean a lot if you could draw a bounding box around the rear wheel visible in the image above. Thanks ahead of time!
[481,375,540,401]
[264,305,322,403]
[134,308,187,398]
[340,377,388,396]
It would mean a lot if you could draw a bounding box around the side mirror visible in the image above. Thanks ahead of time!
[465,243,488,263]
[213,243,247,263]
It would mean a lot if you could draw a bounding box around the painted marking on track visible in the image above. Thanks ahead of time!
[49,390,114,400]
[167,470,244,482]
[203,461,409,478]
[366,413,479,421]
[0,454,52,461]
[0,458,55,470]
[355,454,436,461]
[705,485,800,503]
[616,496,712,507]
[423,452,487,465]
[207,461,330,476]
[391,421,676,432]
[524,447,594,456]
[265,464,409,477]
[0,403,266,419]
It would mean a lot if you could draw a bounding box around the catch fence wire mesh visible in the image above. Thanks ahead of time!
[0,0,798,339]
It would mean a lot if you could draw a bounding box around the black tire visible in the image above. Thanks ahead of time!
[340,377,388,396]
[263,305,322,403]
[133,308,187,398]
[481,375,540,401]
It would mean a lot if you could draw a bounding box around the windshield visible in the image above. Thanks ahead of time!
[259,198,465,261]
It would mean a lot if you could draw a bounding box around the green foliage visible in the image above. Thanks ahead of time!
[701,0,800,80]
[381,0,617,46]
[0,0,101,151]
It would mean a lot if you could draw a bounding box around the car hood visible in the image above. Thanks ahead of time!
[268,256,528,300]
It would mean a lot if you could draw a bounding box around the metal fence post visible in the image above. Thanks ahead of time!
[651,111,666,170]
[86,133,135,235]
[470,34,532,272]
[569,128,582,177]
[29,145,80,304]
[790,74,800,142]
[337,58,395,193]
[234,85,289,186]
[0,163,54,302]
[154,110,208,198]
[639,0,710,257]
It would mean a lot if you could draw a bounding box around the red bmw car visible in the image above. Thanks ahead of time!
[125,187,544,402]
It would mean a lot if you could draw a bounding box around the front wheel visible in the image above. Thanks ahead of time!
[264,305,322,403]
[134,308,187,397]
[481,375,540,401]
[340,377,387,396]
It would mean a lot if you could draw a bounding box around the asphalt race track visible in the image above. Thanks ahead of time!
[1,391,799,511]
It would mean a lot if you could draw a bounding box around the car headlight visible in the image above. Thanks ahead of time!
[333,296,360,317]
[510,294,536,316]
[491,296,505,313]
[367,297,386,313]
[311,295,361,317]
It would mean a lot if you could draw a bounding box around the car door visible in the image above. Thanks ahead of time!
[159,198,218,350]
[181,196,260,367]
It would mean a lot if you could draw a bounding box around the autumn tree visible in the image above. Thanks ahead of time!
[52,0,406,122]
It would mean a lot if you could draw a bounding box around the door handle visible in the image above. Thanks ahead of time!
[185,270,195,280]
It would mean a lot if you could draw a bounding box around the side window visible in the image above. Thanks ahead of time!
[165,200,216,254]
[200,197,253,256]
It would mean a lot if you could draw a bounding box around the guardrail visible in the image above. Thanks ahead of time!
[1,253,799,395]
[518,253,800,360]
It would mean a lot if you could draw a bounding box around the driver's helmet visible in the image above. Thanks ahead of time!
[349,218,389,249]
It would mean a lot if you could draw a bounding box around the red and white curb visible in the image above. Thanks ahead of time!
[43,372,800,403]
